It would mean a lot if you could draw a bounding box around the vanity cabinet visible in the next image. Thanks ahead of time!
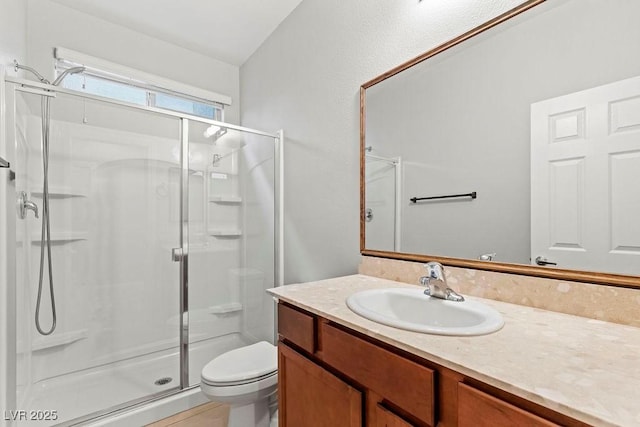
[277,302,588,427]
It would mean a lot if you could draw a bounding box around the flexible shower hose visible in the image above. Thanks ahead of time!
[35,95,57,336]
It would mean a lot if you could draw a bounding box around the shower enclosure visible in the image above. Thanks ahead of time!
[364,152,401,252]
[2,76,282,426]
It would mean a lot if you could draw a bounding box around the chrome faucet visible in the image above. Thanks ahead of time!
[18,191,39,219]
[419,262,464,302]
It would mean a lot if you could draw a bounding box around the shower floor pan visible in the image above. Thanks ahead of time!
[17,333,249,427]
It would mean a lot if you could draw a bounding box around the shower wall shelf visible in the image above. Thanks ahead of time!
[31,231,89,242]
[31,185,87,198]
[208,302,243,315]
[208,229,242,237]
[32,329,89,351]
[210,171,238,177]
[209,196,242,203]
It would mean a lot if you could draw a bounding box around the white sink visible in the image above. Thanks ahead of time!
[346,288,504,336]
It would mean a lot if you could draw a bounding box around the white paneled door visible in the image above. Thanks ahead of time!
[531,75,640,275]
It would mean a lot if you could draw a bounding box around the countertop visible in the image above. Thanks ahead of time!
[267,274,640,427]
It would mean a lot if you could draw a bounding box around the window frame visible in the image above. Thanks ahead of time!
[54,48,228,121]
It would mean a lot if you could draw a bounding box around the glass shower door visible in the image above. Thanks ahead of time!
[13,88,183,425]
[185,121,277,386]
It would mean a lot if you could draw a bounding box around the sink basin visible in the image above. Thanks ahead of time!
[346,288,504,336]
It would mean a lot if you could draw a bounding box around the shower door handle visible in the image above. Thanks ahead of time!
[172,248,184,262]
[1,156,15,181]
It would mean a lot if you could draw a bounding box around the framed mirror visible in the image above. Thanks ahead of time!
[360,0,640,288]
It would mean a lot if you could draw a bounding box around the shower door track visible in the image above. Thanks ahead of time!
[54,385,201,427]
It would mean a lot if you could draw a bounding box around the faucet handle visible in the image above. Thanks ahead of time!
[424,261,445,279]
[421,261,465,302]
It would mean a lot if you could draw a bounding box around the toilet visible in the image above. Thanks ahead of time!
[201,341,278,427]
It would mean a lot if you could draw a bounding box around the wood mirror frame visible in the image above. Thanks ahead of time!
[359,0,640,290]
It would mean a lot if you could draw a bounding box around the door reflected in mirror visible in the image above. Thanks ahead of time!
[362,0,640,279]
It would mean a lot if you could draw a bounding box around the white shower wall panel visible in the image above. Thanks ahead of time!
[187,140,244,339]
[188,247,244,324]
[18,123,179,384]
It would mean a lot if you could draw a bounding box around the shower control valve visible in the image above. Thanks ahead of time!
[18,191,39,219]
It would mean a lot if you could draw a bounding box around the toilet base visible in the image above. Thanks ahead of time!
[228,399,270,427]
[270,409,279,427]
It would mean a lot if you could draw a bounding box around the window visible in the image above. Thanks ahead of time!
[56,58,224,121]
[63,73,148,105]
[153,92,218,119]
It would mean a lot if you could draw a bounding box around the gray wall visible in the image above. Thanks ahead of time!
[240,0,529,283]
[25,0,241,124]
[0,0,26,67]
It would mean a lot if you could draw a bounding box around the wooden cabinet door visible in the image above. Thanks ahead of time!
[279,343,363,427]
[375,404,415,427]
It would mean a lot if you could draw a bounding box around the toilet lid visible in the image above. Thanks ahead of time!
[202,341,277,384]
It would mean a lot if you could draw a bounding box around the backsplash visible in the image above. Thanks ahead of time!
[359,256,640,328]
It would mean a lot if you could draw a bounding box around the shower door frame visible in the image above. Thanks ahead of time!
[3,76,283,426]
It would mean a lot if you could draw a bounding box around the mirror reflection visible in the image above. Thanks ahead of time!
[364,0,640,276]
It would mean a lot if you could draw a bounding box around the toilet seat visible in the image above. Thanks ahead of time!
[203,370,277,387]
[201,341,277,386]
[201,370,277,400]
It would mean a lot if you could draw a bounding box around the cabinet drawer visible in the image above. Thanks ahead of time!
[458,383,560,427]
[321,322,435,425]
[278,303,315,353]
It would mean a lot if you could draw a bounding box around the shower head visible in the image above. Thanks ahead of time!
[203,125,228,141]
[13,60,50,84]
[52,66,86,86]
[12,60,86,86]
[204,125,246,150]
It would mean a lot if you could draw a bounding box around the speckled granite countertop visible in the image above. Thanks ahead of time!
[267,274,640,427]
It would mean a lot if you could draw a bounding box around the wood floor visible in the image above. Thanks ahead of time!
[146,402,230,427]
